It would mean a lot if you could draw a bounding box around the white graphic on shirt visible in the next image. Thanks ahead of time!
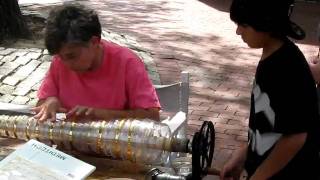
[253,85,275,127]
[249,129,282,155]
[249,83,282,156]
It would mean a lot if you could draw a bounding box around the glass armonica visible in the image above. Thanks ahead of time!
[0,115,172,165]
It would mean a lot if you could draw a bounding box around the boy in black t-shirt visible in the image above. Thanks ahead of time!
[220,0,320,179]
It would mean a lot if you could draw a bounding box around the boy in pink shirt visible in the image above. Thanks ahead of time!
[34,4,160,121]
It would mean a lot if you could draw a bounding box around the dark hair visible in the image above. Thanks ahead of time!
[45,4,102,55]
[230,0,305,40]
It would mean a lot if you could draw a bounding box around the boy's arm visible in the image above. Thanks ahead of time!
[33,97,67,121]
[220,145,248,180]
[35,97,60,107]
[36,99,45,106]
[250,132,307,180]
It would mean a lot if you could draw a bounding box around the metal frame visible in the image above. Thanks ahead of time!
[155,71,190,138]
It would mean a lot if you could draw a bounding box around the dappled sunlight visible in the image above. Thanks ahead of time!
[199,0,320,47]
[5,0,317,172]
[297,43,319,62]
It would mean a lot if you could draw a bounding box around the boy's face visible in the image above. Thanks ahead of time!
[57,38,100,72]
[236,24,269,48]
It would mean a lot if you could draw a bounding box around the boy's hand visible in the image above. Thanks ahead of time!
[32,97,67,122]
[220,159,243,180]
[66,105,96,121]
[220,146,247,180]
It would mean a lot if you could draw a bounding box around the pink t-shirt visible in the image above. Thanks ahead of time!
[37,40,160,110]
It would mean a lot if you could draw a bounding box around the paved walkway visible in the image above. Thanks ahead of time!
[0,0,319,177]
[82,0,319,171]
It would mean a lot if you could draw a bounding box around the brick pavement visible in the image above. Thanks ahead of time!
[80,0,319,173]
[81,1,259,167]
[1,0,320,178]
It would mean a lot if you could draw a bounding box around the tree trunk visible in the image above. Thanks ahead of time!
[0,0,30,42]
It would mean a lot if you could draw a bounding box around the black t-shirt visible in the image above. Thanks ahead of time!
[245,39,320,180]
